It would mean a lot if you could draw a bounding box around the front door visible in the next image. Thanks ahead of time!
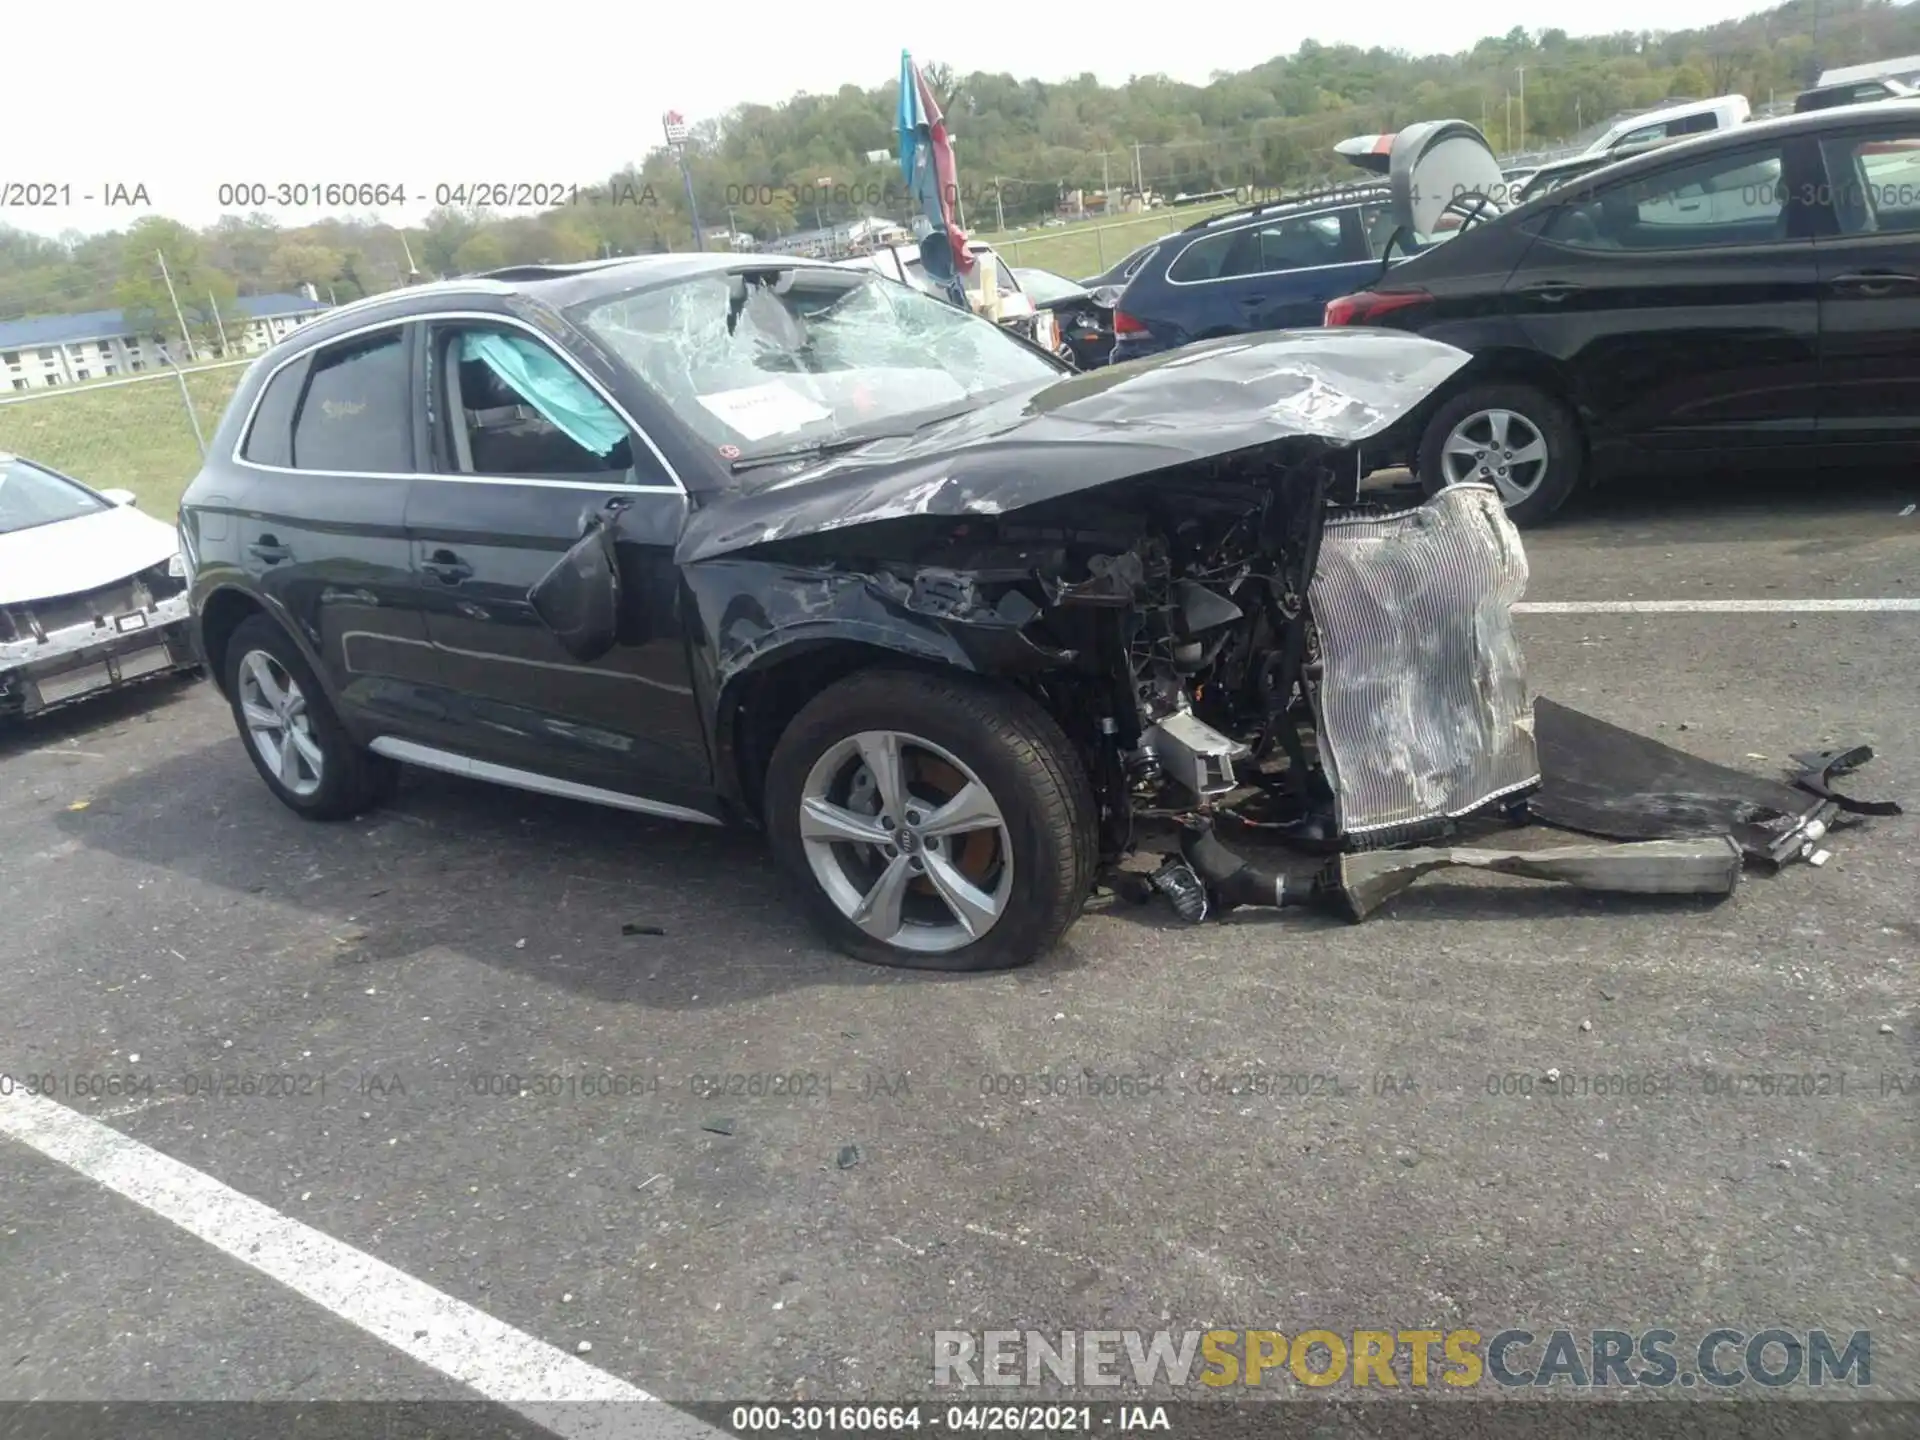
[1812,116,1920,449]
[402,315,712,816]
[1505,135,1825,453]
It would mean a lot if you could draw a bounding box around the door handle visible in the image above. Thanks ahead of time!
[247,536,291,563]
[1239,295,1269,306]
[1518,282,1581,302]
[1830,271,1920,296]
[421,548,473,583]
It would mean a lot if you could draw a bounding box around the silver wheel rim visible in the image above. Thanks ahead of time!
[799,730,1014,955]
[1441,408,1549,506]
[238,649,324,799]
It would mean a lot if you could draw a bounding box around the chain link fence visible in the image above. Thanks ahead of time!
[0,354,248,521]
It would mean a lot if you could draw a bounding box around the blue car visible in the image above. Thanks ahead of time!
[1110,120,1507,364]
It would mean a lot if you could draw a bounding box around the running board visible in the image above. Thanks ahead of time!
[368,737,724,826]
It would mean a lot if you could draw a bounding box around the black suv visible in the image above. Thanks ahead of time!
[178,254,1530,972]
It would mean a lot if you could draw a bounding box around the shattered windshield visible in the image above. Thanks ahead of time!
[0,454,110,535]
[577,267,1060,461]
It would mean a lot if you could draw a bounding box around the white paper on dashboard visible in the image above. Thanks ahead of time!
[696,382,834,441]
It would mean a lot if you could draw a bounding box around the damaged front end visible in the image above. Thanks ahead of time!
[688,401,1542,885]
[670,331,1894,929]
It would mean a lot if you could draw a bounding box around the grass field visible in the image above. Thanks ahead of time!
[0,363,247,519]
[976,200,1240,279]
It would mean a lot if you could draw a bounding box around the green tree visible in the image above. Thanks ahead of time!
[451,231,508,274]
[113,216,243,360]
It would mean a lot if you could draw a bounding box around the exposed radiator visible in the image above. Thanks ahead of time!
[1306,482,1539,844]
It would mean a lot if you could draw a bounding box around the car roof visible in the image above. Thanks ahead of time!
[1177,184,1391,235]
[1540,99,1920,187]
[255,253,861,349]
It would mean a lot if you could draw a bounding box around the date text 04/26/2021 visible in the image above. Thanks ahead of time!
[725,1405,1164,1432]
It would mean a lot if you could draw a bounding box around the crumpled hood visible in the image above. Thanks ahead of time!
[0,503,179,607]
[675,328,1469,563]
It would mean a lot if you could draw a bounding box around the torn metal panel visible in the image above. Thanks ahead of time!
[674,329,1470,564]
[1790,747,1903,818]
[1322,837,1745,922]
[1528,699,1844,866]
[1307,483,1539,843]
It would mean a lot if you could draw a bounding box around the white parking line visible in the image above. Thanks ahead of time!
[0,1087,723,1439]
[1514,598,1920,614]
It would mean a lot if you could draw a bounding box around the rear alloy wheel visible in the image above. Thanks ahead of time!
[1418,382,1581,526]
[223,614,396,820]
[765,670,1096,971]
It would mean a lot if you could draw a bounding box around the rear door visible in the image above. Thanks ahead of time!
[401,313,713,817]
[1167,208,1377,333]
[231,321,445,735]
[1811,114,1920,448]
[1504,134,1825,452]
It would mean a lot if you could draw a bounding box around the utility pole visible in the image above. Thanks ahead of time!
[156,250,197,362]
[1133,142,1144,199]
[1101,151,1111,213]
[1504,92,1513,154]
[1516,66,1527,152]
[208,293,230,356]
[993,178,1005,233]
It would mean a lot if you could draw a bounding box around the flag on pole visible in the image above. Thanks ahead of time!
[897,51,972,283]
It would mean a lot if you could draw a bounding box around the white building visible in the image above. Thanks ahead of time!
[0,292,329,392]
[763,216,912,259]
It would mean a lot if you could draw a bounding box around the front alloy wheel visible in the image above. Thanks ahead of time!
[237,649,323,798]
[1439,408,1549,508]
[798,730,1014,956]
[764,669,1097,971]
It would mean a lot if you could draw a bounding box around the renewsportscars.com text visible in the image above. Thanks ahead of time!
[933,1327,1871,1389]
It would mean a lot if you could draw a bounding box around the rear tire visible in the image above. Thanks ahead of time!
[764,669,1097,971]
[223,614,396,821]
[1417,381,1582,527]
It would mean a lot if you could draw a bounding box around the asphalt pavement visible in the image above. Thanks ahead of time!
[1,468,1915,1427]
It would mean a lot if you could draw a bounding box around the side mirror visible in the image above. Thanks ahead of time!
[528,514,621,663]
[100,488,139,508]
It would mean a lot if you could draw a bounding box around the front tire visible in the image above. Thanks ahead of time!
[223,614,396,821]
[1417,381,1582,527]
[764,670,1097,971]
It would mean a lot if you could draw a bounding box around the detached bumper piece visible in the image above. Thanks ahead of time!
[1320,838,1744,923]
[1528,699,1860,868]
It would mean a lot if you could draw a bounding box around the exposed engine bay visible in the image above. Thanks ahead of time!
[749,451,1533,853]
[721,446,1895,924]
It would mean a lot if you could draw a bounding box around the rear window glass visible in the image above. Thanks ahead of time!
[241,357,306,467]
[1169,212,1354,281]
[290,330,412,473]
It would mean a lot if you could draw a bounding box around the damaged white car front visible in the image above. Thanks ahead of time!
[0,453,198,719]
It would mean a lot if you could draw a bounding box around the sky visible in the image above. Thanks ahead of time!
[6,0,1778,241]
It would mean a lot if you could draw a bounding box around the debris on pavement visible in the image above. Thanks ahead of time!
[1529,699,1876,868]
[1319,836,1743,922]
[702,1118,735,1136]
[1791,747,1904,818]
[621,921,668,936]
[836,1144,862,1170]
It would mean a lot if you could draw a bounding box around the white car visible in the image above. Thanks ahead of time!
[0,452,197,718]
